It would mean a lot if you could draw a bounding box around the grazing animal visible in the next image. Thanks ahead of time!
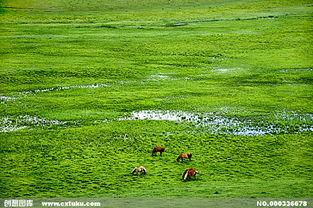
[182,168,198,181]
[152,146,165,156]
[176,153,192,162]
[131,166,146,175]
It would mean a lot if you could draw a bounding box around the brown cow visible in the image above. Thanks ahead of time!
[152,146,165,156]
[182,168,198,181]
[176,153,192,162]
[131,166,146,175]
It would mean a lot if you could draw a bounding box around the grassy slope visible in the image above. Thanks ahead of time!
[1,0,313,198]
[1,124,312,198]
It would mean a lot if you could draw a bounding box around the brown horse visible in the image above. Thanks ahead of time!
[176,153,192,162]
[131,166,146,175]
[182,168,198,181]
[152,146,165,156]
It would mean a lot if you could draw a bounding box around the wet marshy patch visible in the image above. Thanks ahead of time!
[279,68,313,72]
[0,96,17,101]
[0,115,70,132]
[3,110,307,135]
[210,68,232,74]
[0,83,111,103]
[119,110,313,136]
[145,73,177,81]
[0,96,17,103]
[23,83,110,95]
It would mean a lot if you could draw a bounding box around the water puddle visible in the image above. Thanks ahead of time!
[0,83,111,103]
[23,83,109,94]
[0,115,68,132]
[145,73,177,81]
[1,110,312,135]
[280,68,313,72]
[0,96,17,102]
[148,74,170,80]
[211,68,231,73]
[119,110,313,136]
[195,68,232,77]
[157,64,211,69]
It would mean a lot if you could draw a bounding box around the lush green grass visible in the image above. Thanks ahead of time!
[1,124,312,198]
[0,0,312,199]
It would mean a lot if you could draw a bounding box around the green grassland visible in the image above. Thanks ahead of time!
[1,0,313,198]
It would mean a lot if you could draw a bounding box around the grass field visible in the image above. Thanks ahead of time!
[0,0,313,199]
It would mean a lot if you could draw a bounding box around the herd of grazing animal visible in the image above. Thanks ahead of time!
[132,146,199,182]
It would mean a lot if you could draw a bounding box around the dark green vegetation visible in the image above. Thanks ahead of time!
[1,0,312,198]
